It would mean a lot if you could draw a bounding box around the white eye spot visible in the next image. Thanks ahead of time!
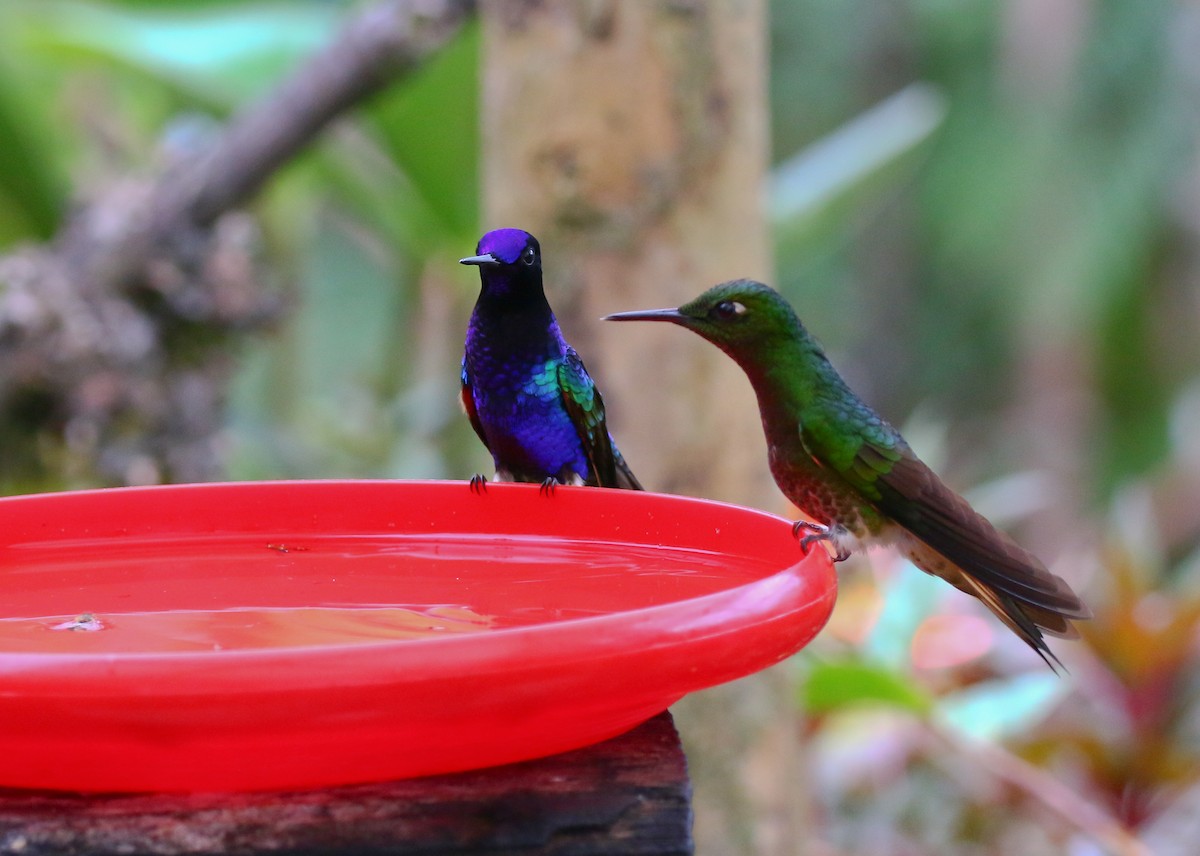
[522,246,537,265]
[713,300,747,320]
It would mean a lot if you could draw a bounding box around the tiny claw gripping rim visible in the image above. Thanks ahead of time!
[791,519,850,563]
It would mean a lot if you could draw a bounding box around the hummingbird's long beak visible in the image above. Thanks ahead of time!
[459,253,500,266]
[603,308,687,324]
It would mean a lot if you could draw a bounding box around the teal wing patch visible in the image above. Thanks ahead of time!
[557,349,641,489]
[801,389,1085,618]
[799,393,905,502]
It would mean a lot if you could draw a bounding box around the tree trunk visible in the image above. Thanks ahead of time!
[478,6,797,856]
[478,0,775,507]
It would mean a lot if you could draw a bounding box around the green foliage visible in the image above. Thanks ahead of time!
[772,0,1199,496]
[0,0,350,251]
[13,1,338,107]
[802,659,933,715]
[799,556,1069,739]
[225,16,481,481]
[364,21,480,240]
[1049,535,1200,827]
[772,4,1200,848]
[0,64,65,242]
[0,0,480,482]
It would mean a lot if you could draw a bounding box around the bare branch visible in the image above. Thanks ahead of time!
[176,0,475,228]
[60,0,474,295]
[924,722,1153,856]
[1,0,474,486]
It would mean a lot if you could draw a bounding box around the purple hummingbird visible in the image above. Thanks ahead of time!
[460,228,641,492]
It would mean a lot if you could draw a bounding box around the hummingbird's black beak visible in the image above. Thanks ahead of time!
[603,308,688,324]
[459,253,500,266]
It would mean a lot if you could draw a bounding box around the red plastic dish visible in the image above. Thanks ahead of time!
[0,480,835,793]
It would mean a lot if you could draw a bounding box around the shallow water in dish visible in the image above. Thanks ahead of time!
[0,535,784,653]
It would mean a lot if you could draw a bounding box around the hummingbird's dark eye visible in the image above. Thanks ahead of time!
[521,246,537,266]
[712,300,747,320]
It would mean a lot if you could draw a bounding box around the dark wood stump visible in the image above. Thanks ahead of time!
[0,711,691,855]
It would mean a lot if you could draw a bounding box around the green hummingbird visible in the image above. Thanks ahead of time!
[606,279,1089,670]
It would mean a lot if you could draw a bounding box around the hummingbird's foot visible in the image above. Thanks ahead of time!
[469,474,489,494]
[539,477,560,496]
[791,520,851,562]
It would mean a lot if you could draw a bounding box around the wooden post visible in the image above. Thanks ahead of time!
[0,712,691,855]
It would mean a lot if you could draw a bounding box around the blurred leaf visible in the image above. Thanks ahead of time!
[0,75,66,242]
[227,204,404,480]
[15,1,339,108]
[771,82,946,258]
[862,561,944,670]
[1082,540,1200,683]
[0,14,69,243]
[937,673,1068,742]
[364,20,479,238]
[316,126,446,263]
[802,659,933,715]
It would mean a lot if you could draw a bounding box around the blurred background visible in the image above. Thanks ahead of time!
[1,0,1198,853]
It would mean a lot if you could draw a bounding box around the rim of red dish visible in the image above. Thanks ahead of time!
[0,480,836,688]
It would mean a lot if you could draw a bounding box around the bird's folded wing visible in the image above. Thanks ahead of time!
[800,401,1088,619]
[557,350,618,487]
